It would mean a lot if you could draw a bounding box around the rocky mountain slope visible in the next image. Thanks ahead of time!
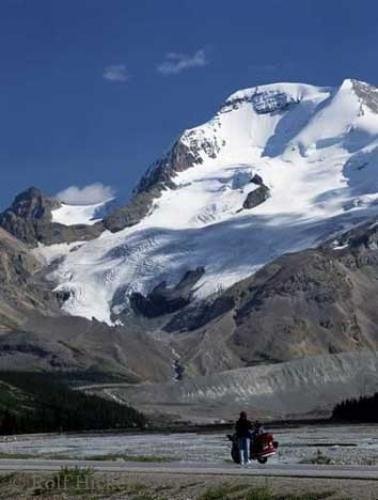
[0,187,104,245]
[0,227,58,330]
[161,220,378,376]
[85,350,378,421]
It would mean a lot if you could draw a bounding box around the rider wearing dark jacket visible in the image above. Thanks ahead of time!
[235,412,253,438]
[235,411,253,465]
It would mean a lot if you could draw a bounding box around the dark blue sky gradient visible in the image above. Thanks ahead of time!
[1,0,377,208]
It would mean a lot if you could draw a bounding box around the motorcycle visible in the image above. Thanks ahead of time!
[227,432,278,464]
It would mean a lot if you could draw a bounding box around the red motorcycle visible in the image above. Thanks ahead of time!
[227,432,278,464]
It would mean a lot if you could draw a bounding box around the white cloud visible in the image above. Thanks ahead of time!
[157,49,208,75]
[56,183,115,205]
[103,64,129,82]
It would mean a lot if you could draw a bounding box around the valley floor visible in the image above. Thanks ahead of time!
[1,424,377,466]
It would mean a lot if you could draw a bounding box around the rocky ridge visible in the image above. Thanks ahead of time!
[0,187,103,246]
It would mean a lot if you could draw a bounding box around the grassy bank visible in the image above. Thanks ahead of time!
[0,468,376,499]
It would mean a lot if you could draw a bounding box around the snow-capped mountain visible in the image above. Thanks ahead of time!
[33,79,378,324]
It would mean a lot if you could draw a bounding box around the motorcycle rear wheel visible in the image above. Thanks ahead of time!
[257,456,268,464]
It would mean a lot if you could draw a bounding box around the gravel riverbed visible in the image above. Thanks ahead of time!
[0,424,377,466]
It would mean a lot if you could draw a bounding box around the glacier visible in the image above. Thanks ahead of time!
[33,79,378,324]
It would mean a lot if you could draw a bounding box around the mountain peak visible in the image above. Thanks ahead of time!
[32,78,378,324]
[7,186,60,221]
[17,186,44,197]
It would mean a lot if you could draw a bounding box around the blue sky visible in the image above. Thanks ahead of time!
[1,0,377,208]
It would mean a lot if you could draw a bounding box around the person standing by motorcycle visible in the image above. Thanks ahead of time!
[235,411,253,465]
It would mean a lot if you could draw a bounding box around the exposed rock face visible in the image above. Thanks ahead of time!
[0,227,58,329]
[329,218,378,250]
[0,315,172,381]
[10,186,61,219]
[351,79,378,113]
[0,187,57,243]
[103,189,160,233]
[229,250,371,364]
[251,90,291,114]
[250,173,264,186]
[163,296,235,333]
[130,267,205,318]
[0,187,103,246]
[136,140,202,194]
[103,140,206,233]
[243,185,270,209]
